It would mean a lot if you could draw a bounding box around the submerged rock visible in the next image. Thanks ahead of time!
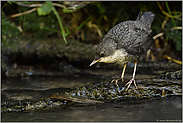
[65,78,182,101]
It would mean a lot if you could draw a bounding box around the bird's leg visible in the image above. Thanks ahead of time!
[121,62,127,81]
[111,62,128,87]
[125,61,138,91]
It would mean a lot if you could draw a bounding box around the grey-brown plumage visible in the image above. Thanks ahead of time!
[90,11,155,91]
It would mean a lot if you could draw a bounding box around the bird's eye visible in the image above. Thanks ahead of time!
[100,52,105,57]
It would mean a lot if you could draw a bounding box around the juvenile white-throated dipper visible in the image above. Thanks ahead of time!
[90,11,155,91]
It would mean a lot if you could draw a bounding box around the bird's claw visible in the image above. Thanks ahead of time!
[111,77,138,91]
[111,78,123,87]
[125,78,137,91]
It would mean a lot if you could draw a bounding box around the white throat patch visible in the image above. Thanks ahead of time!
[99,49,129,64]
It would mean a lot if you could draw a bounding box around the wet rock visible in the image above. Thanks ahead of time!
[157,70,182,79]
[65,78,182,101]
[164,70,182,79]
[1,99,66,113]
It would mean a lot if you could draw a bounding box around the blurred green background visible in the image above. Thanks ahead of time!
[1,1,182,71]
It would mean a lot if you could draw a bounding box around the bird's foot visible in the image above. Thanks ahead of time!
[111,78,124,87]
[125,77,137,91]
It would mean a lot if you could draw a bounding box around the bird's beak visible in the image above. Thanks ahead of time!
[89,58,101,66]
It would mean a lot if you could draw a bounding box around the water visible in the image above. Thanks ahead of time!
[1,67,182,122]
[1,97,182,122]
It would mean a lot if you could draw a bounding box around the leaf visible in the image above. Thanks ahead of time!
[37,1,53,16]
[52,6,68,44]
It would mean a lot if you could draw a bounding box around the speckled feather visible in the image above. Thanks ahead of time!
[102,11,155,55]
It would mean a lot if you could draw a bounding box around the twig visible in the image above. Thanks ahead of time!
[161,17,169,29]
[16,2,42,7]
[157,2,182,20]
[87,20,103,37]
[10,2,78,18]
[163,55,182,65]
[16,2,66,8]
[153,32,164,40]
[52,3,66,8]
[171,26,182,30]
[153,26,182,40]
[10,8,37,18]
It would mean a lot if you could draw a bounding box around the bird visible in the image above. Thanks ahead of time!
[89,11,155,91]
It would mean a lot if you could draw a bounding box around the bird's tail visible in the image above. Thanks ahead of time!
[136,11,155,26]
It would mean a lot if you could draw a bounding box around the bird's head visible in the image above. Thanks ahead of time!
[90,38,117,66]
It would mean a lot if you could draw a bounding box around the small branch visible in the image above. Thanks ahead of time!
[163,55,182,65]
[161,17,169,29]
[16,2,66,8]
[52,3,66,8]
[10,2,74,18]
[10,8,37,18]
[87,20,103,37]
[16,2,42,7]
[153,32,164,40]
[157,2,182,21]
[153,26,182,40]
[171,26,182,31]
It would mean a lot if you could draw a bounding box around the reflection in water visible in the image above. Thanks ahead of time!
[1,97,182,122]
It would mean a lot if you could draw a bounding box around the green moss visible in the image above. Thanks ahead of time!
[1,12,22,52]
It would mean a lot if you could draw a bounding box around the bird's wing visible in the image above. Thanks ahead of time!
[103,21,154,55]
[103,21,134,47]
[126,30,155,55]
[103,21,142,49]
[116,25,155,55]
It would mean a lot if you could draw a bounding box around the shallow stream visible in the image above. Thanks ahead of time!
[1,62,182,122]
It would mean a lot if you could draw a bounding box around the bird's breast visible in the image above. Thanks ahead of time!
[99,49,138,65]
